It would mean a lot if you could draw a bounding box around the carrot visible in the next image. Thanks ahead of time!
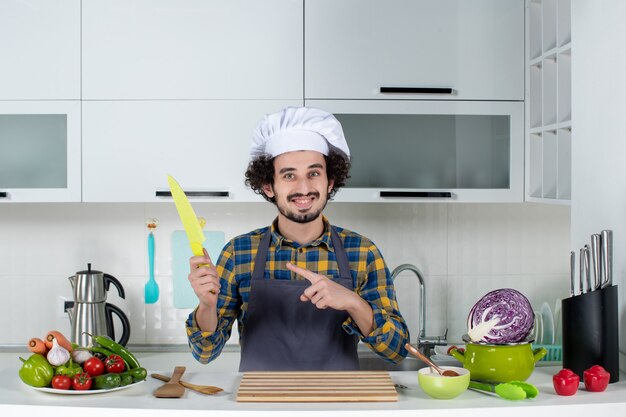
[27,337,49,355]
[45,330,73,352]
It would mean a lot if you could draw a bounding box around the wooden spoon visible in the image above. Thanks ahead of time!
[153,366,186,398]
[404,343,460,377]
[151,373,223,395]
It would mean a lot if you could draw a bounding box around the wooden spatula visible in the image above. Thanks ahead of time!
[154,366,186,398]
[151,373,223,395]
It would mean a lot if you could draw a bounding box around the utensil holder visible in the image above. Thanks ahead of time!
[561,285,619,383]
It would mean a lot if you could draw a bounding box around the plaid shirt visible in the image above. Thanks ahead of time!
[186,216,409,365]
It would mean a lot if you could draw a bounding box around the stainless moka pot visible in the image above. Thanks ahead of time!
[65,263,131,347]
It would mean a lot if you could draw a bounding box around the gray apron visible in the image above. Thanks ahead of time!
[239,227,360,371]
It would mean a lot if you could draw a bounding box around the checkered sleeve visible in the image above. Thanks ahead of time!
[185,240,241,364]
[343,244,410,363]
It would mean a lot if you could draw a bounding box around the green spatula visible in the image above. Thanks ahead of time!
[469,380,538,400]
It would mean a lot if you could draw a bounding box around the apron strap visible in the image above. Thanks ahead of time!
[251,225,352,287]
[252,229,272,281]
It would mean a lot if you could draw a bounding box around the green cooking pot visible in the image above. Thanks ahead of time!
[449,342,547,383]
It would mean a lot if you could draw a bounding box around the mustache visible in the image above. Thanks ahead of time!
[287,192,320,200]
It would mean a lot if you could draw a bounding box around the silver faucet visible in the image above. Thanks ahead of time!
[391,263,447,351]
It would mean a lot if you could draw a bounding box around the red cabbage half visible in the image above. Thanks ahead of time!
[467,288,534,344]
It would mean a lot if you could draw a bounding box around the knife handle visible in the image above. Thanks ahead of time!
[583,245,591,293]
[591,234,602,290]
[601,230,613,288]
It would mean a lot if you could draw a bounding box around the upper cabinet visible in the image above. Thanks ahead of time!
[0,0,80,99]
[525,0,571,204]
[82,100,301,202]
[0,101,82,202]
[82,0,303,100]
[308,100,524,203]
[305,0,524,101]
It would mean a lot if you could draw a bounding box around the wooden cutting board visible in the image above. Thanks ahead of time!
[236,371,398,402]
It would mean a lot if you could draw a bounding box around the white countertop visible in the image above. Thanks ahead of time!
[1,349,625,417]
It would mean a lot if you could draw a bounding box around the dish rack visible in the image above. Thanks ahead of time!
[534,344,562,362]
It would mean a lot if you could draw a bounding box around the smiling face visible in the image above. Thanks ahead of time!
[262,150,334,224]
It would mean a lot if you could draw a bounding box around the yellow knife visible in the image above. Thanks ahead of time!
[167,175,215,293]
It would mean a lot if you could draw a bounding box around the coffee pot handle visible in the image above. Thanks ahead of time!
[105,303,131,347]
[104,274,126,299]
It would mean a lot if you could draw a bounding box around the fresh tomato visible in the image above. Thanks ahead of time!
[83,356,105,377]
[105,354,125,374]
[553,368,579,396]
[72,372,93,391]
[583,365,610,392]
[51,375,72,390]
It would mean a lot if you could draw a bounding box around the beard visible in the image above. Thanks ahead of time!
[275,191,328,224]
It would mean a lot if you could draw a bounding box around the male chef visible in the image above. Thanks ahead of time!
[185,106,409,371]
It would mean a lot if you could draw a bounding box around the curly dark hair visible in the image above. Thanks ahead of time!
[244,150,351,203]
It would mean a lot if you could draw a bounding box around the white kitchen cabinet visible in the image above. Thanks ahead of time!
[82,0,302,100]
[0,0,80,99]
[525,0,571,204]
[305,0,524,101]
[0,101,81,202]
[82,100,302,202]
[307,100,524,203]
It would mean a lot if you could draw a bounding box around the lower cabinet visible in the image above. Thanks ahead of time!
[82,100,302,202]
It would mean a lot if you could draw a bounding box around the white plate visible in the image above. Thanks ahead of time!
[30,380,144,395]
[540,302,555,345]
[533,310,543,344]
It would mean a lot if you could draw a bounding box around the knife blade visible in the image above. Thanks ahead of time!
[601,229,613,288]
[579,248,585,295]
[168,175,206,256]
[590,234,602,291]
[167,175,215,294]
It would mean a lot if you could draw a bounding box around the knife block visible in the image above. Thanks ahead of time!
[561,285,619,383]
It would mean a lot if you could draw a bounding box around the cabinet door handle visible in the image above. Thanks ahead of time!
[380,87,454,95]
[380,191,452,198]
[156,190,230,198]
[0,192,7,198]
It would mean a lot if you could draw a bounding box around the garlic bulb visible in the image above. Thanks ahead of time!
[47,338,71,366]
[71,348,93,364]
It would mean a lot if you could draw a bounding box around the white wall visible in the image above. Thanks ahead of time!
[572,0,626,371]
[0,202,569,347]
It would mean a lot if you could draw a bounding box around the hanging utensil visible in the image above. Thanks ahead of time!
[144,218,159,304]
[601,230,613,288]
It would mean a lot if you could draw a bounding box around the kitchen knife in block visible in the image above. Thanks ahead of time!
[167,175,215,294]
[154,366,186,398]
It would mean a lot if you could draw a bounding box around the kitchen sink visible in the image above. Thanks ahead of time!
[358,352,426,372]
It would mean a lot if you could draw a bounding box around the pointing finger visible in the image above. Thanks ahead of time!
[286,262,323,284]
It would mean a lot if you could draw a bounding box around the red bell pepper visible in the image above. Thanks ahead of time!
[553,368,580,396]
[583,365,610,392]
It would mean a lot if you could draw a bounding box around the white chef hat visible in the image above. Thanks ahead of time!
[250,106,350,160]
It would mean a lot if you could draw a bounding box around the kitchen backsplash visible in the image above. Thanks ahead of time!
[0,202,570,347]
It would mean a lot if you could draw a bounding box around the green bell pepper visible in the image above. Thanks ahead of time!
[54,360,83,377]
[18,354,54,387]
